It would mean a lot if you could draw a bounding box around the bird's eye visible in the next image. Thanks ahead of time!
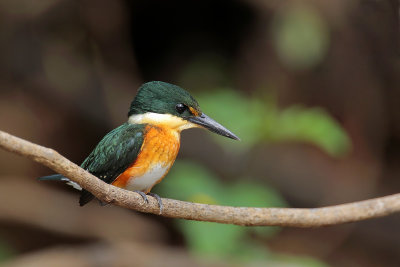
[175,103,187,114]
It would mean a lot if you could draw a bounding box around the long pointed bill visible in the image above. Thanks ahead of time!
[187,113,240,140]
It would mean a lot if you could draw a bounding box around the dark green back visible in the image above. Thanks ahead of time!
[79,123,146,206]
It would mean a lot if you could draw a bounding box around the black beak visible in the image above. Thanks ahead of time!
[187,113,240,140]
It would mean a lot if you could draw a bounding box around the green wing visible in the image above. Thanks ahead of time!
[79,123,146,206]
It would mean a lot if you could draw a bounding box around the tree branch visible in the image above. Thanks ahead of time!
[0,130,399,227]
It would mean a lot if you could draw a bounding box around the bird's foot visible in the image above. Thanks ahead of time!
[134,190,149,204]
[133,191,163,214]
[147,192,163,214]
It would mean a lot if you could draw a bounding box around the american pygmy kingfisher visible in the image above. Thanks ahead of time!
[40,81,239,210]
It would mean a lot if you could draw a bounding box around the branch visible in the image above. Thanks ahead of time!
[1,130,399,227]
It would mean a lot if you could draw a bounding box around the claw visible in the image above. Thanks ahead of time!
[147,192,163,214]
[134,190,149,204]
[132,191,162,213]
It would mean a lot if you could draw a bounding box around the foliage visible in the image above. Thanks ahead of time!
[0,240,13,262]
[197,89,350,157]
[272,4,330,70]
[157,161,283,259]
[157,161,328,266]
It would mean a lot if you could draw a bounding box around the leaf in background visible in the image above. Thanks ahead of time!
[0,240,14,262]
[223,181,286,237]
[273,106,351,157]
[196,89,351,157]
[156,161,287,258]
[223,181,286,208]
[272,4,330,70]
[155,160,221,203]
[196,89,268,152]
[158,161,329,265]
[157,161,246,257]
[179,221,247,257]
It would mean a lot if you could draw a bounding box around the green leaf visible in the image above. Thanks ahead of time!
[156,160,221,203]
[196,89,350,157]
[223,181,286,208]
[196,89,269,152]
[157,161,287,258]
[273,106,351,156]
[158,161,328,266]
[179,221,246,257]
[272,4,330,70]
[223,181,286,237]
[0,239,14,262]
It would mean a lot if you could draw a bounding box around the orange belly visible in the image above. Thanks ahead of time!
[112,125,180,193]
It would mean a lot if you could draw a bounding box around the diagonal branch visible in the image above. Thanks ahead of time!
[0,130,399,227]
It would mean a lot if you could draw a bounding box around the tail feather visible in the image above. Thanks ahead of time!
[38,174,66,181]
[38,174,82,191]
[39,174,94,206]
[79,189,95,206]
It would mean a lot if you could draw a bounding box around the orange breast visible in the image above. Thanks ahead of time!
[112,125,180,192]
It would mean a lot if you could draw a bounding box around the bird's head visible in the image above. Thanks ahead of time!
[128,81,239,140]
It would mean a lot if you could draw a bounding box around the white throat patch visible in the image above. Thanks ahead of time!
[128,112,198,131]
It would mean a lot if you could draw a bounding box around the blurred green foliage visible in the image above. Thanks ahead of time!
[272,4,329,70]
[0,240,13,262]
[197,89,351,157]
[157,161,285,259]
[157,161,328,266]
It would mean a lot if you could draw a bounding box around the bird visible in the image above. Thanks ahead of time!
[39,81,239,211]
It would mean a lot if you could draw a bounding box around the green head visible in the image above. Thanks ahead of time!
[128,81,239,140]
[128,81,201,117]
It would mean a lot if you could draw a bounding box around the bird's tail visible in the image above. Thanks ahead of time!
[79,189,95,206]
[38,174,65,181]
[38,174,83,191]
[38,174,95,206]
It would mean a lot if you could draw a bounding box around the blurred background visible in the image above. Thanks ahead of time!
[0,0,399,266]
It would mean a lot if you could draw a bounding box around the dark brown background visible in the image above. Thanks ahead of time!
[0,0,399,266]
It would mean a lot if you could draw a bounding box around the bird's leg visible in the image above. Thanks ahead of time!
[133,190,163,213]
[134,190,149,204]
[147,192,163,214]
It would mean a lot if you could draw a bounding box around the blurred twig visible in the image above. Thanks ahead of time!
[0,130,399,227]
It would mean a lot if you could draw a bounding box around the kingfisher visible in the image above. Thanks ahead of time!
[40,81,239,211]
